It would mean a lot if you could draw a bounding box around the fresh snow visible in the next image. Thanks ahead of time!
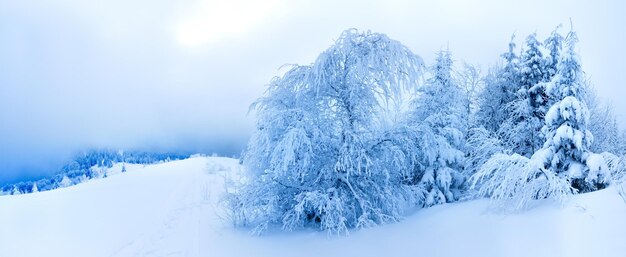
[1,156,626,257]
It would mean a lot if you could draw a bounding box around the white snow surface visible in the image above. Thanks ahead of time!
[1,156,625,257]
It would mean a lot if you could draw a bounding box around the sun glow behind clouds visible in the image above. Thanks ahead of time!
[176,0,284,46]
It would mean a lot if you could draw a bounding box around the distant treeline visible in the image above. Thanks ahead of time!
[1,150,190,195]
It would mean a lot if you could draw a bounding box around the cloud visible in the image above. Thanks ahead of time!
[176,0,288,46]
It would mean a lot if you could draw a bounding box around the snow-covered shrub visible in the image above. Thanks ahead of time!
[618,183,626,206]
[465,127,504,177]
[470,153,572,211]
[230,29,425,234]
[601,152,626,183]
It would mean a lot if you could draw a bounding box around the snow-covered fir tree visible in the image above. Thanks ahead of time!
[476,35,521,134]
[543,26,564,81]
[31,183,38,193]
[520,33,548,90]
[538,31,610,192]
[59,176,73,188]
[11,186,21,195]
[230,29,424,234]
[499,33,550,157]
[408,50,466,206]
[470,29,611,210]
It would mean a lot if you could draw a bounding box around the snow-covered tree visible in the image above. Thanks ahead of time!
[465,127,504,178]
[31,183,38,193]
[470,30,609,210]
[454,62,482,129]
[230,29,424,234]
[539,31,610,192]
[476,35,521,134]
[620,130,626,155]
[590,107,621,154]
[584,84,622,153]
[499,33,550,157]
[470,152,571,210]
[520,33,548,89]
[11,186,22,195]
[544,25,564,81]
[601,151,626,183]
[59,176,73,188]
[498,93,541,157]
[408,50,466,206]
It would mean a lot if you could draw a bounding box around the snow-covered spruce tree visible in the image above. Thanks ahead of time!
[58,176,73,188]
[520,33,548,90]
[470,30,607,210]
[230,29,424,234]
[11,186,21,195]
[499,33,550,157]
[543,26,564,81]
[538,31,610,192]
[408,50,466,206]
[476,35,521,134]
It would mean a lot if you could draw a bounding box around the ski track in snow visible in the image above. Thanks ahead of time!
[110,158,217,257]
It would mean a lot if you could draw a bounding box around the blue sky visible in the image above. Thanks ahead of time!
[1,0,625,183]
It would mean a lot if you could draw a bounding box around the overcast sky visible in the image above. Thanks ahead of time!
[1,0,625,183]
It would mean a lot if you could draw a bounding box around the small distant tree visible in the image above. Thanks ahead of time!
[12,186,21,195]
[59,176,73,188]
[78,174,89,183]
[31,183,39,193]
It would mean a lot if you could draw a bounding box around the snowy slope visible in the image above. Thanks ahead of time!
[1,156,625,257]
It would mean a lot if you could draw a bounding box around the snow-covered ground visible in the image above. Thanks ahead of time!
[1,156,625,257]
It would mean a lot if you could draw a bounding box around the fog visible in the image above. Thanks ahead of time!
[1,0,624,183]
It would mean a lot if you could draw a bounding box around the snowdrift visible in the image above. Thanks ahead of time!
[1,156,625,257]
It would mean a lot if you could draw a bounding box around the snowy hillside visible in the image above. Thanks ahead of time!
[1,156,625,257]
